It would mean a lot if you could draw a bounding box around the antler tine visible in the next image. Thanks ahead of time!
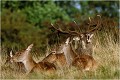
[68,30,81,35]
[87,15,102,33]
[51,23,69,34]
[51,23,80,36]
[73,21,81,33]
[89,17,92,22]
[10,50,13,57]
[87,17,92,31]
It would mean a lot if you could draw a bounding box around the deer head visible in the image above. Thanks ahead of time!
[10,44,33,63]
[57,37,77,66]
[72,33,94,50]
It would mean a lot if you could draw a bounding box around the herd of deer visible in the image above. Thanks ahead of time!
[8,15,101,76]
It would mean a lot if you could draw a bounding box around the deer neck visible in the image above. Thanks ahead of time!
[69,43,77,58]
[63,43,77,66]
[77,41,93,56]
[22,55,36,73]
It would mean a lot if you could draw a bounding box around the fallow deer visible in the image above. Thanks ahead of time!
[10,44,56,75]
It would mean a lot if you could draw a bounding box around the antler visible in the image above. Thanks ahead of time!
[10,50,13,57]
[51,23,81,36]
[86,15,102,33]
[86,17,92,31]
[51,15,102,36]
[73,21,81,33]
[51,23,70,34]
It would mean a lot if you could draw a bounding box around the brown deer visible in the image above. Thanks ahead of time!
[10,44,56,75]
[5,55,25,73]
[72,33,94,56]
[58,37,98,71]
[50,15,101,70]
[51,15,101,57]
[72,15,101,56]
[42,36,97,71]
[42,51,67,69]
[42,28,94,69]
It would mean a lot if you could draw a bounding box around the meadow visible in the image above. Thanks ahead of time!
[1,1,119,79]
[1,28,119,79]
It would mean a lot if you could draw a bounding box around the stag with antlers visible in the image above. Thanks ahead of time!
[51,15,101,56]
[50,15,101,70]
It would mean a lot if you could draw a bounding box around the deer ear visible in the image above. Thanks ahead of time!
[10,50,13,57]
[80,34,84,38]
[90,34,94,38]
[65,37,70,45]
[26,44,33,51]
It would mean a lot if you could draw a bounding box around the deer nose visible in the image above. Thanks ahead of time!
[87,39,91,43]
[87,42,91,44]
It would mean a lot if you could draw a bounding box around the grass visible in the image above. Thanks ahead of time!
[0,32,120,79]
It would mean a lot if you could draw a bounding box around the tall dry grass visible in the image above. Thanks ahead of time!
[0,30,119,79]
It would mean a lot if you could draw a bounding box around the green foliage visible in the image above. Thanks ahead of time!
[24,1,70,26]
[1,9,47,53]
[1,1,119,79]
[80,1,119,18]
[1,1,119,53]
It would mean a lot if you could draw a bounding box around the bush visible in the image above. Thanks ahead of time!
[1,9,48,54]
